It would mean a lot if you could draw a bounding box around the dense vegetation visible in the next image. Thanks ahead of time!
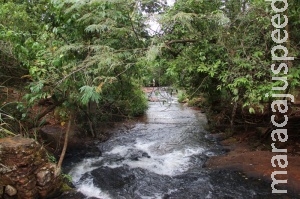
[147,0,300,130]
[0,0,300,139]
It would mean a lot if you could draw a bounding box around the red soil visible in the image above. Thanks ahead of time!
[205,133,300,195]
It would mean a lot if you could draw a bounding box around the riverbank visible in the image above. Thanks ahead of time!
[144,87,300,195]
[58,88,300,198]
[60,88,296,199]
[205,130,300,196]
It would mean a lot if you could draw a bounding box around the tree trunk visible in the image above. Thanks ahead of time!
[87,103,96,137]
[230,101,238,133]
[55,112,73,176]
[285,9,292,69]
[242,0,247,13]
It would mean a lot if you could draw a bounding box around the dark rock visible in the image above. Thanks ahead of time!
[39,125,65,153]
[84,147,102,158]
[39,124,102,162]
[125,149,151,161]
[91,167,135,190]
[142,152,151,158]
[0,186,4,197]
[130,155,139,161]
[54,190,86,199]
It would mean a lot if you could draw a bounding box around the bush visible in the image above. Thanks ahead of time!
[177,91,188,103]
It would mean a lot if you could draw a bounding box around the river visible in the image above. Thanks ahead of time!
[62,88,295,199]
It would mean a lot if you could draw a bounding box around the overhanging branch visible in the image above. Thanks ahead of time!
[163,39,197,57]
[165,39,197,46]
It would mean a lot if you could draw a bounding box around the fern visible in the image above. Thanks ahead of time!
[79,86,101,105]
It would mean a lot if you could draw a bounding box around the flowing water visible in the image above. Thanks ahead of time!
[64,88,296,199]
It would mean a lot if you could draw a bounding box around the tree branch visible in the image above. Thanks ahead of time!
[163,39,198,57]
[165,39,197,45]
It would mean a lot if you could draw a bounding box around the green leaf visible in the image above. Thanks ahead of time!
[79,86,101,105]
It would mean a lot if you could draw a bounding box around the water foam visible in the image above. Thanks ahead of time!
[69,157,112,199]
[126,147,204,176]
[104,140,205,176]
[69,157,102,182]
[77,178,111,199]
[105,145,130,156]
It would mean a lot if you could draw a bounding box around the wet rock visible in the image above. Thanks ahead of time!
[0,136,63,199]
[142,152,151,158]
[205,133,227,142]
[84,147,102,158]
[91,167,135,190]
[5,185,17,196]
[55,190,86,199]
[126,149,151,161]
[129,155,139,161]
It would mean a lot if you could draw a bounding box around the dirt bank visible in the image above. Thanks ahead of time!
[205,132,300,196]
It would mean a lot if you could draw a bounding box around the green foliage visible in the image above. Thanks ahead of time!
[0,0,152,137]
[151,0,300,113]
[0,0,52,68]
[79,86,102,105]
[46,152,57,163]
[61,173,73,184]
[177,91,187,103]
[0,114,16,137]
[2,0,300,136]
[0,100,24,138]
[187,97,205,107]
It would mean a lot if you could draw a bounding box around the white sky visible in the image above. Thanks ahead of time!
[147,0,175,35]
[167,0,175,6]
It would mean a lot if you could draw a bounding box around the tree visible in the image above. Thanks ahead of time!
[0,0,155,171]
[23,0,149,136]
[149,0,300,126]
